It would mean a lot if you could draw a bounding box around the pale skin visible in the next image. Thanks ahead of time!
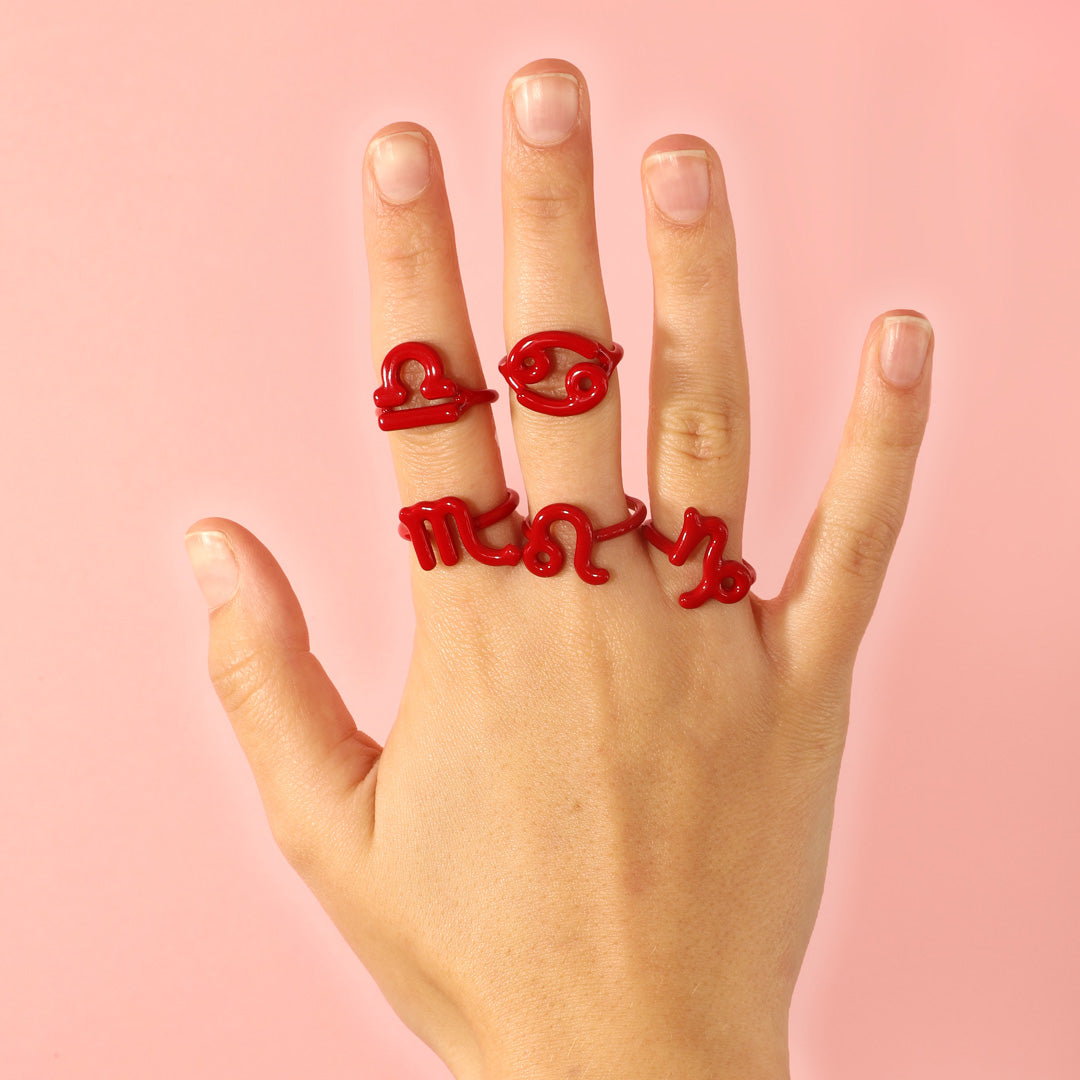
[185,58,934,1080]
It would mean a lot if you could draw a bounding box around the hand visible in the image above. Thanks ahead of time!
[184,57,933,1080]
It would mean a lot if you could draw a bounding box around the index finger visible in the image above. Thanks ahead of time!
[363,123,511,561]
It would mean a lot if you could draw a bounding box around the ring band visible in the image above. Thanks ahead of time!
[498,331,623,416]
[522,496,646,584]
[375,342,498,431]
[399,489,521,570]
[398,490,645,585]
[643,508,756,606]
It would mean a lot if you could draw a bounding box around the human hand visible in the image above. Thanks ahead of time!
[184,57,933,1080]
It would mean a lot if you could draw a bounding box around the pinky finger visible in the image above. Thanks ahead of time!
[766,310,934,681]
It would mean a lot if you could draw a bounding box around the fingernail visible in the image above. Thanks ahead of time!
[878,315,932,388]
[645,149,710,224]
[185,530,239,612]
[370,130,431,205]
[511,72,580,146]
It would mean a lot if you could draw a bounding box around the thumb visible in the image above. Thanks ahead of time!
[184,517,381,873]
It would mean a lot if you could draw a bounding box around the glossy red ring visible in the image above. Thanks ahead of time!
[498,331,623,416]
[643,508,756,607]
[374,341,498,431]
[522,496,646,585]
[398,489,521,570]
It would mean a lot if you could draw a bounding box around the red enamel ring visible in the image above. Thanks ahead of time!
[398,489,521,570]
[374,342,498,431]
[498,331,623,416]
[643,508,756,606]
[522,496,646,585]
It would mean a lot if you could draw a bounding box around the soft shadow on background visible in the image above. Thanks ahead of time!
[2,1,1077,1077]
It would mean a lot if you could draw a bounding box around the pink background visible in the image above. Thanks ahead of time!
[2,1,1078,1077]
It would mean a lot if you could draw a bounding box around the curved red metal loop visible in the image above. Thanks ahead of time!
[522,496,646,584]
[642,507,756,607]
[398,489,521,570]
[498,331,623,416]
[375,342,498,431]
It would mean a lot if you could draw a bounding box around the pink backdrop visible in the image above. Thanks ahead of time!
[2,1,1077,1077]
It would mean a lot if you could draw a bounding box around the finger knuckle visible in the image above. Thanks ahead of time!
[661,236,737,296]
[880,407,929,453]
[509,181,586,224]
[853,397,929,455]
[830,508,901,584]
[209,644,282,719]
[655,398,748,467]
[377,231,445,279]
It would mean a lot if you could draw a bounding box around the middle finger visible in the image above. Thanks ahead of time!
[501,59,628,525]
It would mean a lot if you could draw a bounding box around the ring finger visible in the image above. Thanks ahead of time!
[641,134,751,564]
